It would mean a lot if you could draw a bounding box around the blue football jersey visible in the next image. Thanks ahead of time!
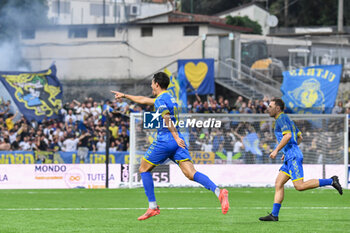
[154,91,180,140]
[274,113,302,159]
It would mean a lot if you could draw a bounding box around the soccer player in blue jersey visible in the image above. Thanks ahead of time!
[111,72,229,221]
[259,98,343,221]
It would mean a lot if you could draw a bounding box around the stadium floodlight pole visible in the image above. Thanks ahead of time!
[105,111,110,188]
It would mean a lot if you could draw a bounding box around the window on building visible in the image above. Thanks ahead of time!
[97,28,115,37]
[90,4,109,17]
[21,29,35,39]
[113,5,120,18]
[52,1,70,14]
[68,28,88,38]
[141,27,153,37]
[184,26,199,36]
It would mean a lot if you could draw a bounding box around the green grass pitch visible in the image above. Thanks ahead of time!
[0,187,348,233]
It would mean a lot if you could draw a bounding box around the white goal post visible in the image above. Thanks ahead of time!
[129,113,349,189]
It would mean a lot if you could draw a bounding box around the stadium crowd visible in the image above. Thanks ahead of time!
[0,95,349,164]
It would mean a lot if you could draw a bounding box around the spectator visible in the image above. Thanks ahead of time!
[234,96,243,110]
[62,135,79,152]
[109,122,119,140]
[332,101,344,114]
[344,99,350,109]
[115,138,124,151]
[119,130,129,151]
[36,135,49,151]
[5,111,18,131]
[256,100,267,113]
[77,131,91,163]
[233,138,244,160]
[90,101,102,117]
[8,129,17,144]
[96,137,106,152]
[65,109,77,124]
[0,100,9,119]
[116,98,128,112]
[199,102,212,113]
[201,139,213,152]
[109,141,117,152]
[0,137,11,151]
[11,135,21,150]
[19,136,31,151]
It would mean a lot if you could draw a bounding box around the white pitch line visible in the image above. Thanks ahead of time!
[0,207,349,211]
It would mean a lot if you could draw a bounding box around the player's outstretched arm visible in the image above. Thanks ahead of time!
[110,91,155,105]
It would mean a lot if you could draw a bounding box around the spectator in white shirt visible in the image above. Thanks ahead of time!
[62,135,79,152]
[76,102,91,121]
[19,136,31,151]
[234,140,244,154]
[8,129,17,144]
[64,109,77,124]
[96,137,106,152]
[90,102,102,117]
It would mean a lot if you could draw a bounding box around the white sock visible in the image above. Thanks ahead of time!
[149,201,157,209]
[215,187,220,198]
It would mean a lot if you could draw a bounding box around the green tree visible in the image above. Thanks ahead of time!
[269,0,349,27]
[226,15,262,34]
[180,0,252,15]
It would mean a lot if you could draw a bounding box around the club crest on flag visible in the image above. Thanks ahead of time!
[0,65,63,121]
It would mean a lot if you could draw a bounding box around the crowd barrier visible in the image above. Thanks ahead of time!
[0,151,216,164]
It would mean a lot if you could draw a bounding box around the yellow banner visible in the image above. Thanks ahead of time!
[190,151,215,164]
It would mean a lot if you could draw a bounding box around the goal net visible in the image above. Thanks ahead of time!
[128,113,348,188]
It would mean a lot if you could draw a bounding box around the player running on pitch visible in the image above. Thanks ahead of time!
[259,98,343,222]
[111,72,229,221]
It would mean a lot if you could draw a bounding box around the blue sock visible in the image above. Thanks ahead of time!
[319,178,333,187]
[193,172,217,193]
[271,203,281,217]
[140,172,156,202]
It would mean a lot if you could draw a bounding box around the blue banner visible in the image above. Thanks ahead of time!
[0,151,131,164]
[177,59,215,95]
[281,65,342,113]
[243,133,262,156]
[164,68,187,113]
[0,65,63,121]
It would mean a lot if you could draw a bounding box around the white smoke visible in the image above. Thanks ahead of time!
[0,42,29,71]
[0,0,48,71]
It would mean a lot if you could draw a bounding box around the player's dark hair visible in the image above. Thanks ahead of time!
[153,72,170,89]
[272,98,285,111]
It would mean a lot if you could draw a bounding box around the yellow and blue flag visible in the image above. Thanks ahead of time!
[164,68,187,113]
[0,65,63,121]
[281,65,342,114]
[177,58,215,95]
[243,133,262,156]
